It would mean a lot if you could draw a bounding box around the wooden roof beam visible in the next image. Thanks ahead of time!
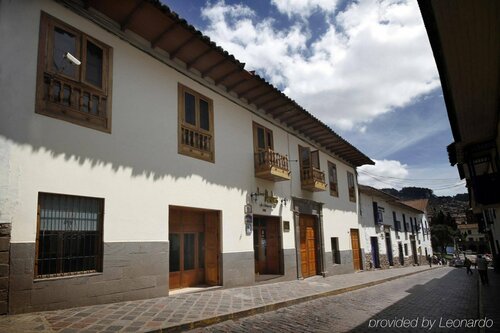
[258,98,287,111]
[255,95,278,110]
[201,58,227,78]
[186,48,213,70]
[214,68,240,85]
[274,107,295,119]
[237,83,262,98]
[226,77,249,91]
[267,101,290,114]
[286,114,308,126]
[300,122,321,132]
[151,22,176,48]
[249,90,273,105]
[120,0,145,31]
[169,35,197,60]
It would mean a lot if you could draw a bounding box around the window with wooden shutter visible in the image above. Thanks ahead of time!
[36,12,112,132]
[178,84,214,162]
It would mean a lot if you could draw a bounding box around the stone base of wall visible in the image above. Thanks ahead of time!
[222,252,254,288]
[9,242,169,314]
[364,253,425,270]
[0,223,11,314]
[325,250,356,275]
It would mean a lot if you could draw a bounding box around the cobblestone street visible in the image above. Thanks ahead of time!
[189,267,487,333]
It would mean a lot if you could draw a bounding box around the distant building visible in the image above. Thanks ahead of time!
[359,186,432,269]
[457,223,489,253]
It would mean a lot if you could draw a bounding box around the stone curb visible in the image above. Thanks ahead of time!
[150,267,441,333]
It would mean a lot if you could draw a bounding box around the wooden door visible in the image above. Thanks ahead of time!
[266,219,280,274]
[351,229,362,271]
[205,212,219,286]
[169,208,219,289]
[254,217,281,275]
[300,215,317,278]
[254,220,266,273]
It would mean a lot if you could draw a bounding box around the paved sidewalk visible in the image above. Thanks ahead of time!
[478,267,500,333]
[0,266,438,333]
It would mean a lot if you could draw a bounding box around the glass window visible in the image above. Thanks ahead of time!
[36,193,103,278]
[53,27,77,78]
[347,171,356,202]
[169,233,180,272]
[85,40,103,87]
[328,162,338,196]
[199,99,210,131]
[183,233,195,270]
[184,92,196,125]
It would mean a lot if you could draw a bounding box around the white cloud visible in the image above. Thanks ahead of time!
[358,159,409,189]
[271,0,339,18]
[358,159,467,196]
[200,0,440,130]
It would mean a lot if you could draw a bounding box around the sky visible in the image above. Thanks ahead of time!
[162,0,467,196]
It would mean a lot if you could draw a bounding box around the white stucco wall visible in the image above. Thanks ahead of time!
[359,191,432,260]
[0,0,362,259]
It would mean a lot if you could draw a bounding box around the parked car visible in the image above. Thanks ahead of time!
[453,258,464,267]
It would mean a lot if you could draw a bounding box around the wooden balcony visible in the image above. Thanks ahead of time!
[40,73,109,129]
[254,149,291,181]
[300,166,327,192]
[180,125,214,161]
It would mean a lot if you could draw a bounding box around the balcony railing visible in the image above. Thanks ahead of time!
[254,148,291,181]
[300,166,327,192]
[180,125,213,161]
[41,73,108,129]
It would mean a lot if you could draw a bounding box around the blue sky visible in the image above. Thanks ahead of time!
[163,0,466,196]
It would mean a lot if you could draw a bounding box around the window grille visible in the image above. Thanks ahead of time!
[36,192,103,278]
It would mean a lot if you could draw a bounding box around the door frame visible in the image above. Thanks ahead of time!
[299,213,320,278]
[385,232,394,266]
[253,215,283,275]
[168,206,221,290]
[292,197,325,279]
[370,236,380,268]
[350,228,362,271]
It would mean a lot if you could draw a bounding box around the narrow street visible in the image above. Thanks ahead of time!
[189,267,483,333]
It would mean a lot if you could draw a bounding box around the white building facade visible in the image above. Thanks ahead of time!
[359,186,433,270]
[0,0,373,313]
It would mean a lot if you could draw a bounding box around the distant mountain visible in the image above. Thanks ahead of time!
[380,187,469,224]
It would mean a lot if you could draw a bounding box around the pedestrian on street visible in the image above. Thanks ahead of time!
[464,257,473,275]
[477,255,489,285]
[426,254,432,267]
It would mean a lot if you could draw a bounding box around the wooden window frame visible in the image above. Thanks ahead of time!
[252,122,274,152]
[35,12,113,133]
[34,192,104,279]
[328,161,338,197]
[347,171,356,202]
[178,83,215,162]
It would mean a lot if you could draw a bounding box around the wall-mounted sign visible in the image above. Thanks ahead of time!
[245,214,253,236]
